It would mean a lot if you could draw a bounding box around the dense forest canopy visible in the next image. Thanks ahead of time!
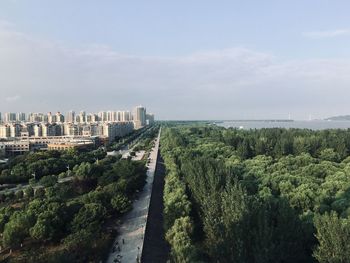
[161,125,350,263]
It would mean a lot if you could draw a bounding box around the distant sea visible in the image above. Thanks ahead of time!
[216,120,350,130]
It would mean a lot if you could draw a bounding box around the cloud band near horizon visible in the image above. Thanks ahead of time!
[1,22,350,120]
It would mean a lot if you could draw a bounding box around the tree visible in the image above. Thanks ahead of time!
[165,216,196,263]
[15,190,24,200]
[3,211,34,248]
[0,207,14,232]
[111,194,131,214]
[71,203,107,233]
[25,186,34,199]
[313,212,350,262]
[73,162,93,180]
[39,175,58,187]
[34,187,45,198]
[63,229,93,251]
[319,148,340,162]
[30,217,54,241]
[237,139,253,159]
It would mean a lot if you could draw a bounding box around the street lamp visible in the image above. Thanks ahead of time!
[137,246,140,263]
[66,165,70,177]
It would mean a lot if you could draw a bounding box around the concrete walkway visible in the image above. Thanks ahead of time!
[106,129,161,263]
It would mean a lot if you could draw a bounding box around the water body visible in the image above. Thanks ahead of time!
[216,120,350,130]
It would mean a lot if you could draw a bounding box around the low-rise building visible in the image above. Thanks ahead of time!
[47,140,94,151]
[102,122,134,142]
[3,141,30,155]
[2,136,98,156]
[0,125,10,138]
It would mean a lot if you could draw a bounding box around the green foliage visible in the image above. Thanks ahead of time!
[24,186,34,198]
[313,212,350,263]
[39,175,58,187]
[29,216,54,241]
[163,171,191,230]
[0,207,14,232]
[111,194,131,213]
[160,125,350,262]
[63,229,94,251]
[0,149,148,263]
[73,162,93,179]
[319,148,340,162]
[0,149,107,184]
[15,190,24,200]
[166,216,196,263]
[71,203,107,233]
[3,211,34,248]
[34,187,45,199]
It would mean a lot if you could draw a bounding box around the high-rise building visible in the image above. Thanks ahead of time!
[64,123,79,136]
[28,113,45,122]
[42,123,61,136]
[86,113,98,123]
[16,112,26,122]
[133,106,146,129]
[98,111,107,122]
[56,112,65,123]
[119,111,131,122]
[4,113,16,123]
[66,111,75,123]
[146,113,155,125]
[9,123,21,137]
[106,111,119,122]
[112,111,118,122]
[47,112,57,124]
[0,125,10,138]
[79,111,86,123]
[33,124,42,137]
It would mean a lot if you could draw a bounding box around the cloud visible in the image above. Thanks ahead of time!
[303,29,350,38]
[5,95,21,102]
[1,22,350,119]
[0,20,15,29]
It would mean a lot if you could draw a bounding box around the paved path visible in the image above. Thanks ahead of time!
[106,129,161,263]
[131,151,145,161]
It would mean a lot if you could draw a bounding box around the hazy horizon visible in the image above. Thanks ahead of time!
[1,1,350,120]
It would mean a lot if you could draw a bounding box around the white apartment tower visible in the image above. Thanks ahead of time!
[133,106,146,129]
[16,112,26,122]
[56,112,65,123]
[4,113,16,123]
[67,111,75,123]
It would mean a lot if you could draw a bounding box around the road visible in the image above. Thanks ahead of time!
[141,154,170,262]
[106,129,161,263]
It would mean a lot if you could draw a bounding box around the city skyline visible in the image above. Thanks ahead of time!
[0,104,150,124]
[1,1,350,120]
[0,105,151,155]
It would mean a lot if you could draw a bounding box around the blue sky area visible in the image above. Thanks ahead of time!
[0,1,350,119]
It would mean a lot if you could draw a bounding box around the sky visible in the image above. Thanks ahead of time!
[1,0,350,120]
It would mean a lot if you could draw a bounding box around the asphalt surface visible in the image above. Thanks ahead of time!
[141,153,170,263]
[105,130,160,263]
